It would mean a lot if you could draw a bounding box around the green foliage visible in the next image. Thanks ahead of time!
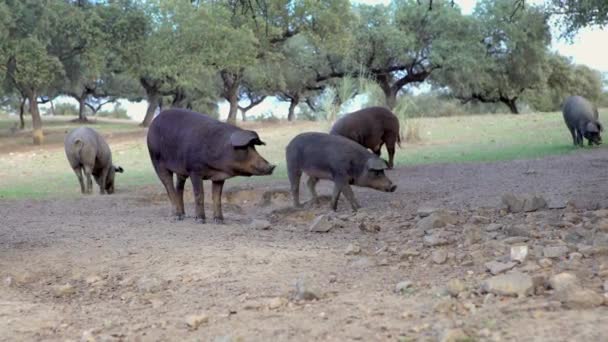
[48,102,79,116]
[549,0,608,36]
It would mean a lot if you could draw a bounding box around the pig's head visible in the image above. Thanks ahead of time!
[228,130,275,176]
[585,121,603,145]
[105,165,124,194]
[355,157,397,192]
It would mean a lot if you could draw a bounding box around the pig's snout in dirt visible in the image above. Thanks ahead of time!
[388,184,397,192]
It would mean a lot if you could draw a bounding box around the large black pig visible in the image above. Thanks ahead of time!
[286,132,396,211]
[562,95,603,146]
[147,109,275,223]
[330,106,401,168]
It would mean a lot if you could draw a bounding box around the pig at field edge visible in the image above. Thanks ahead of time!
[64,127,124,194]
[147,109,275,223]
[562,95,603,146]
[286,132,396,211]
[330,106,401,169]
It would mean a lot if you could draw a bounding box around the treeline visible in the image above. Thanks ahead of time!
[0,0,606,144]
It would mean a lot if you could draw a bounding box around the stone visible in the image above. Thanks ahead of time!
[185,314,209,330]
[563,213,582,224]
[482,272,534,297]
[485,261,517,275]
[557,288,605,309]
[294,279,320,301]
[548,272,580,292]
[309,215,334,233]
[446,279,467,297]
[423,233,451,247]
[268,297,288,309]
[568,252,583,261]
[249,219,271,230]
[485,223,503,232]
[345,243,362,255]
[85,275,103,285]
[415,211,457,231]
[463,224,482,245]
[603,280,608,293]
[502,193,547,213]
[510,245,528,263]
[538,258,553,268]
[471,215,491,224]
[503,236,530,244]
[543,245,569,259]
[399,249,420,259]
[54,283,76,297]
[416,207,437,218]
[440,328,470,342]
[432,249,448,264]
[395,281,413,294]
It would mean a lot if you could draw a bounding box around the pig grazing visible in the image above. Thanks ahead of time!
[562,95,603,146]
[64,127,124,194]
[330,106,401,168]
[286,132,396,211]
[147,109,275,223]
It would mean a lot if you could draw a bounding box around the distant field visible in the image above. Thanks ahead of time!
[0,110,605,199]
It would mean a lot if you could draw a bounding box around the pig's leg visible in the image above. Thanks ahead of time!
[190,176,205,223]
[342,184,360,211]
[306,176,320,204]
[156,168,181,220]
[98,167,109,195]
[73,167,85,194]
[330,181,344,211]
[174,174,187,219]
[83,165,93,194]
[212,180,225,224]
[288,168,302,207]
[384,136,396,169]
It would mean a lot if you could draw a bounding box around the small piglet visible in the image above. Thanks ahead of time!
[330,106,401,168]
[286,132,396,211]
[64,127,123,194]
[562,95,603,146]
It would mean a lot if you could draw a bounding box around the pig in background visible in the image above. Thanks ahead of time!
[562,95,603,146]
[286,132,396,211]
[147,109,275,223]
[64,127,124,194]
[330,106,401,169]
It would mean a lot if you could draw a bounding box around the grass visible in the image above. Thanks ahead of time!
[0,110,605,199]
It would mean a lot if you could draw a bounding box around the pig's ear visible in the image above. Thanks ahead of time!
[586,122,600,133]
[366,158,388,171]
[230,130,265,147]
[114,166,124,173]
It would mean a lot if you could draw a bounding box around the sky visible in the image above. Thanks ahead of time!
[102,0,608,121]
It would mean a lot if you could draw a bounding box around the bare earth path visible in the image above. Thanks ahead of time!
[1,148,608,341]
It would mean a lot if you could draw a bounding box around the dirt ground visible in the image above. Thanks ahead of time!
[1,147,608,341]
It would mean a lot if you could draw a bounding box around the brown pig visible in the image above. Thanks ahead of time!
[286,132,396,211]
[330,106,401,168]
[147,109,275,223]
[64,127,124,194]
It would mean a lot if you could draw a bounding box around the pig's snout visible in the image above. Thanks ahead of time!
[262,164,276,175]
[388,184,397,192]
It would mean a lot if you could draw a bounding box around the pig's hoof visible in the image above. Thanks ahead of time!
[173,214,185,221]
[195,216,206,224]
[213,217,224,224]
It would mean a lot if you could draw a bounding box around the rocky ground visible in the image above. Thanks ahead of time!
[1,148,608,341]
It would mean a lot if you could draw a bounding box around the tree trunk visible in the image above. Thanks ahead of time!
[226,91,238,125]
[503,98,519,114]
[19,97,26,130]
[140,92,160,127]
[376,74,397,109]
[78,96,88,122]
[240,109,248,122]
[49,99,56,116]
[27,91,43,145]
[287,95,299,121]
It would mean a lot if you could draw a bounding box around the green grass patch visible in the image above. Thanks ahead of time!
[0,111,603,200]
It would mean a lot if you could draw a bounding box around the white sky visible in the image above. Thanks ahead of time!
[62,0,608,121]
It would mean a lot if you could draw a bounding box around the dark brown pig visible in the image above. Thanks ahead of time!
[286,132,396,211]
[330,106,401,168]
[562,95,603,146]
[147,109,275,223]
[64,127,124,194]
